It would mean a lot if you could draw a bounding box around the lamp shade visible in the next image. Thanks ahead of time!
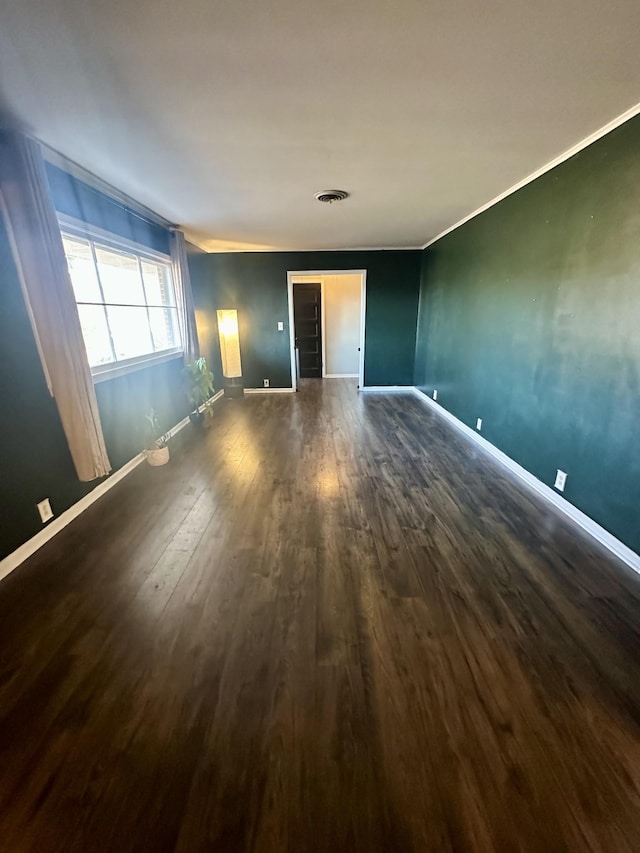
[217,309,242,378]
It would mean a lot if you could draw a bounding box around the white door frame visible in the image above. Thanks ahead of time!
[287,269,367,391]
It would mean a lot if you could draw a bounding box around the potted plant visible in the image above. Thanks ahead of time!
[184,357,215,425]
[145,408,170,466]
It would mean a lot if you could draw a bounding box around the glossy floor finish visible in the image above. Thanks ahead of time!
[1,380,640,852]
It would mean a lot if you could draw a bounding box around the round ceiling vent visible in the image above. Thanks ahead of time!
[315,189,349,204]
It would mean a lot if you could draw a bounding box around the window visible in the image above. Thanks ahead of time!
[61,231,182,377]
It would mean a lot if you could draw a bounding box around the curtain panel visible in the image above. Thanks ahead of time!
[0,131,111,481]
[169,228,200,363]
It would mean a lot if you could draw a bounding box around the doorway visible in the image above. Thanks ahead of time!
[292,282,323,378]
[287,270,366,391]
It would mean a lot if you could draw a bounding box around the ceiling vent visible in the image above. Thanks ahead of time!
[315,189,349,204]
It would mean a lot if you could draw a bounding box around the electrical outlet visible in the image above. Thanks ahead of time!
[433,389,438,401]
[263,378,270,388]
[37,498,53,523]
[277,321,284,331]
[554,469,567,492]
[476,418,482,431]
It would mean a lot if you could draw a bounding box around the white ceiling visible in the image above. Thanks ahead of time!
[0,0,639,252]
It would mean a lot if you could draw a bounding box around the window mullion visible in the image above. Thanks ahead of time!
[137,256,156,352]
[89,239,118,364]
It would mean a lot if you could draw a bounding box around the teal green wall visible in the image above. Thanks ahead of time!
[189,250,421,389]
[45,163,171,254]
[415,115,640,554]
[0,164,187,562]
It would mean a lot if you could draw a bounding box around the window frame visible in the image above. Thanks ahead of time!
[58,214,183,383]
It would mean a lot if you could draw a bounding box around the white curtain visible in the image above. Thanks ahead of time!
[0,130,111,481]
[170,228,200,363]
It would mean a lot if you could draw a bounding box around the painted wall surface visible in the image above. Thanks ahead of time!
[189,250,421,389]
[45,163,170,254]
[0,167,186,562]
[414,115,640,554]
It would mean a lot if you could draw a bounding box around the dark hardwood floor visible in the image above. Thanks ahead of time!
[1,379,640,852]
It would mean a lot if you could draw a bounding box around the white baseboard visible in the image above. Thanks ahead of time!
[244,387,295,394]
[0,454,145,583]
[209,389,225,405]
[410,387,640,575]
[0,390,225,584]
[325,373,358,379]
[361,385,413,393]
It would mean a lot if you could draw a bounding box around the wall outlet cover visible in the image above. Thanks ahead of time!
[263,378,270,387]
[476,418,482,430]
[554,469,567,492]
[433,389,438,400]
[37,498,54,523]
[277,321,284,331]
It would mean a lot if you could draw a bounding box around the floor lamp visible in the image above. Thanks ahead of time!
[217,309,244,397]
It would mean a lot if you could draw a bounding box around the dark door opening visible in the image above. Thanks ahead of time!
[293,282,322,378]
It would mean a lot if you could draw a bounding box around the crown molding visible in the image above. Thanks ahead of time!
[41,143,175,231]
[189,242,423,254]
[422,101,640,250]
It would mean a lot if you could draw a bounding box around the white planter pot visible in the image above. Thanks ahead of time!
[146,445,170,466]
